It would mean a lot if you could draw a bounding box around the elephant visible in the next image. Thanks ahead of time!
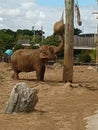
[11,35,64,81]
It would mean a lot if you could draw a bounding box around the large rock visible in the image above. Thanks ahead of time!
[4,82,38,113]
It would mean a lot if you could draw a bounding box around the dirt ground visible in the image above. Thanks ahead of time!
[0,62,98,130]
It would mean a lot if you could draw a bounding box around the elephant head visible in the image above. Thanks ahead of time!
[39,45,56,60]
[39,35,64,60]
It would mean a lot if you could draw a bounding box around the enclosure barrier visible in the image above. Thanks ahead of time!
[0,56,11,63]
[0,56,97,66]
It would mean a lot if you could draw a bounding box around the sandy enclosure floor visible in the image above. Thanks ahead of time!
[0,62,98,130]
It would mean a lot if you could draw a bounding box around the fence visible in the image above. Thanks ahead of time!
[74,35,95,48]
[0,56,11,63]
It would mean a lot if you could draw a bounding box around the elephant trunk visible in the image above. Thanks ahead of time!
[53,34,65,54]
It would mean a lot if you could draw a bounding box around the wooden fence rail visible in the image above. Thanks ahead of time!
[74,36,95,48]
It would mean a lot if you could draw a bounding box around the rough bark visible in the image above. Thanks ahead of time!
[63,0,74,82]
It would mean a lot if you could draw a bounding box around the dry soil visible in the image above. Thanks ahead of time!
[0,62,98,130]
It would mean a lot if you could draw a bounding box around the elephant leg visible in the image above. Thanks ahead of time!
[12,70,19,79]
[40,66,45,81]
[36,66,45,81]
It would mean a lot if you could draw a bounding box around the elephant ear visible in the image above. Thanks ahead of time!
[39,45,54,59]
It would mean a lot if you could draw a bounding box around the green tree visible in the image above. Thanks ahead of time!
[13,44,24,52]
[0,31,15,52]
[42,34,60,46]
[16,29,33,36]
[16,29,45,36]
[78,50,92,63]
[30,34,43,49]
[74,28,82,35]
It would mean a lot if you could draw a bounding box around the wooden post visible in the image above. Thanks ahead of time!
[63,0,74,82]
[92,11,98,71]
[96,24,98,71]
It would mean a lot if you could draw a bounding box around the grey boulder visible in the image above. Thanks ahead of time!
[4,82,38,113]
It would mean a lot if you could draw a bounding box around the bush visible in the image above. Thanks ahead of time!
[78,52,92,63]
[13,44,24,52]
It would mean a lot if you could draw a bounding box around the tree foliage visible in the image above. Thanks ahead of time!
[78,51,92,63]
[74,28,82,35]
[0,27,82,58]
[0,30,16,54]
[13,44,24,52]
[42,34,60,46]
[77,50,96,63]
[0,29,45,54]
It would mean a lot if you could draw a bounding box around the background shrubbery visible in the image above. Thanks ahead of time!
[0,28,96,63]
